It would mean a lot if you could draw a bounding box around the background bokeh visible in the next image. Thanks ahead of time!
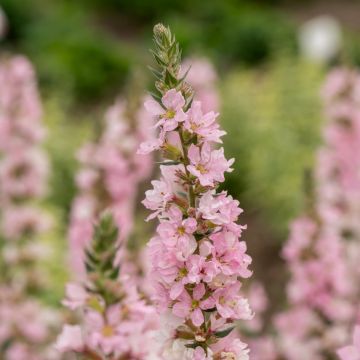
[1,0,360,335]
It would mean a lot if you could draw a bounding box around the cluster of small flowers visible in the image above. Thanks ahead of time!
[0,286,60,360]
[68,97,154,274]
[183,56,272,359]
[269,68,360,359]
[57,213,160,360]
[0,56,58,359]
[138,24,253,360]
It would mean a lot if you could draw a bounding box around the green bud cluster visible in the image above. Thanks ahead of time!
[150,23,194,108]
[85,212,123,306]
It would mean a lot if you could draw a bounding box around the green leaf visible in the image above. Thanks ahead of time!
[149,91,162,103]
[157,160,181,166]
[148,66,163,81]
[214,326,235,338]
[165,68,178,87]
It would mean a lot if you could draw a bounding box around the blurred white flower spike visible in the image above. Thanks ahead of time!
[299,15,342,64]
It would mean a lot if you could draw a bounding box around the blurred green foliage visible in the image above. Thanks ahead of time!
[221,58,324,238]
[1,0,297,103]
[43,99,94,222]
[92,0,297,64]
[1,0,133,102]
[37,99,96,301]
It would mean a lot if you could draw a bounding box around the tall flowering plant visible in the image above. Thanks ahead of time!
[56,212,159,359]
[138,24,253,359]
[267,68,360,360]
[0,56,58,359]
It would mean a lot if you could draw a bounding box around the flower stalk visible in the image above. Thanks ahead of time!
[138,24,253,359]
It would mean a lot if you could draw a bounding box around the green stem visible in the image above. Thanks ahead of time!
[178,128,196,208]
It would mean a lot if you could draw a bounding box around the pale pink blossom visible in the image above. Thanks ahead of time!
[338,325,360,360]
[184,101,225,143]
[210,230,252,278]
[198,191,244,228]
[143,178,173,220]
[212,283,253,320]
[157,205,197,261]
[187,142,234,187]
[213,337,250,360]
[145,89,187,132]
[173,284,212,326]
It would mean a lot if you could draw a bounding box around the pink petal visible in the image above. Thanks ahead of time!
[191,308,204,327]
[162,89,185,110]
[193,283,206,300]
[144,99,164,116]
[194,346,207,360]
[174,109,187,123]
[200,297,215,310]
[201,142,212,162]
[173,301,190,318]
[188,144,200,164]
[162,119,179,132]
[170,282,184,300]
[337,346,359,360]
[184,217,197,233]
[137,138,163,155]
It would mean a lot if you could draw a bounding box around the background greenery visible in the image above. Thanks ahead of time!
[1,0,359,309]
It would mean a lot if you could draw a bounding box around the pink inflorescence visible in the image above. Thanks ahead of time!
[137,24,253,360]
[0,56,58,359]
[68,97,154,274]
[269,68,360,360]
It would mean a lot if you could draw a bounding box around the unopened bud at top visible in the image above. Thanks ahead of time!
[153,23,168,38]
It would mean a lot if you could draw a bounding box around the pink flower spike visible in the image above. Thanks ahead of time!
[138,26,254,358]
